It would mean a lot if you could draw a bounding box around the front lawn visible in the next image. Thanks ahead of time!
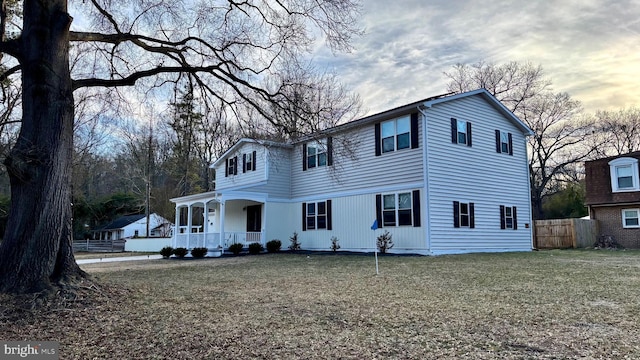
[2,250,640,359]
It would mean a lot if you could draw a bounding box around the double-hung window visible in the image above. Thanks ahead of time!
[495,130,513,155]
[302,200,332,231]
[381,116,411,153]
[382,192,413,226]
[622,209,640,228]
[375,190,421,228]
[225,156,238,177]
[451,118,472,146]
[609,157,640,192]
[500,205,518,229]
[453,201,475,228]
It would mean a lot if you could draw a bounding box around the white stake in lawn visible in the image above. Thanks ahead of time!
[371,219,379,275]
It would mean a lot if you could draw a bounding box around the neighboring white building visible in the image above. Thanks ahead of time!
[93,213,173,240]
[170,89,534,255]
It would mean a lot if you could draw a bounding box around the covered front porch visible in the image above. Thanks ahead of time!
[171,191,268,253]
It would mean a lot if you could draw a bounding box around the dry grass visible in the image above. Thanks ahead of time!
[2,250,640,359]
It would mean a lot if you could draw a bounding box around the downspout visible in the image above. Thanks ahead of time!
[417,105,431,254]
[524,135,534,250]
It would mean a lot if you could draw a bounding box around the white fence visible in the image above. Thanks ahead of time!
[124,237,172,252]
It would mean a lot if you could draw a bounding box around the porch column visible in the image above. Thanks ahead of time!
[261,202,267,244]
[203,201,209,248]
[187,204,193,249]
[219,200,226,249]
[174,204,180,248]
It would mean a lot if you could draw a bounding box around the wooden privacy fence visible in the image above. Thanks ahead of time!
[534,218,599,249]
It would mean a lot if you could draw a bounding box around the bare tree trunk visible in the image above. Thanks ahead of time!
[0,0,85,294]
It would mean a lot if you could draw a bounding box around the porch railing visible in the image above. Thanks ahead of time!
[173,231,263,249]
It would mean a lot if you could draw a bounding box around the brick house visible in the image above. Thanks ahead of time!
[585,151,640,248]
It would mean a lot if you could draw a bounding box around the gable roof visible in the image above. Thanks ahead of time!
[212,88,534,165]
[95,214,146,231]
[211,138,291,168]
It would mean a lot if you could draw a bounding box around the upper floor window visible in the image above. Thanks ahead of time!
[451,118,472,147]
[374,114,419,156]
[243,150,257,173]
[303,137,333,171]
[381,116,411,153]
[622,209,640,228]
[495,130,513,155]
[609,157,639,192]
[225,156,238,177]
[307,140,326,169]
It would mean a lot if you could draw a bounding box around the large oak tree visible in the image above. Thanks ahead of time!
[0,0,361,294]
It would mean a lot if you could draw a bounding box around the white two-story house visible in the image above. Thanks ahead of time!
[170,88,534,255]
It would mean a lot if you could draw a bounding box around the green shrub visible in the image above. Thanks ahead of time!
[248,242,264,255]
[160,246,173,258]
[376,230,393,254]
[330,236,340,252]
[173,247,188,258]
[266,240,281,253]
[288,232,301,251]
[190,247,208,258]
[228,243,244,255]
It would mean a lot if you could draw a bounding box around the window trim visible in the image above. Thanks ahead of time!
[609,157,640,192]
[302,200,332,231]
[500,205,518,230]
[495,130,513,155]
[381,116,411,153]
[303,138,332,171]
[451,118,472,147]
[375,190,421,228]
[453,201,475,228]
[622,208,640,228]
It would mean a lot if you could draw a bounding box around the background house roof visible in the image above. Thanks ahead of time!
[94,214,146,231]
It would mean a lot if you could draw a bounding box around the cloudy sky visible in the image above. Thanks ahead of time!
[314,0,640,115]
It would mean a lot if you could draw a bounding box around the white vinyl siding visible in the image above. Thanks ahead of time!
[293,193,425,251]
[425,94,532,253]
[291,121,423,198]
[215,143,267,191]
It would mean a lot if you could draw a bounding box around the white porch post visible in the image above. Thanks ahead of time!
[261,202,267,244]
[203,201,209,248]
[187,204,193,249]
[174,205,180,248]
[219,200,226,249]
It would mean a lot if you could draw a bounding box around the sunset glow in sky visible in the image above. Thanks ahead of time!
[315,0,640,115]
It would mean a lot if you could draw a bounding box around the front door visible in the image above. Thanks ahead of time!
[246,205,262,232]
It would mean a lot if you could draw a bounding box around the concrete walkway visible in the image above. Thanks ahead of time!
[76,254,163,264]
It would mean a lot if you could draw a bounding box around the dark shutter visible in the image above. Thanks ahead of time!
[411,113,419,149]
[302,203,307,231]
[453,201,460,228]
[225,159,229,177]
[469,202,475,228]
[495,130,502,153]
[233,156,238,175]
[513,206,518,230]
[243,154,247,173]
[375,123,381,156]
[466,122,472,147]
[326,199,332,230]
[412,190,421,227]
[327,137,333,166]
[500,205,506,229]
[302,143,307,171]
[451,118,458,144]
[508,133,513,155]
[252,150,257,171]
[375,194,383,228]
